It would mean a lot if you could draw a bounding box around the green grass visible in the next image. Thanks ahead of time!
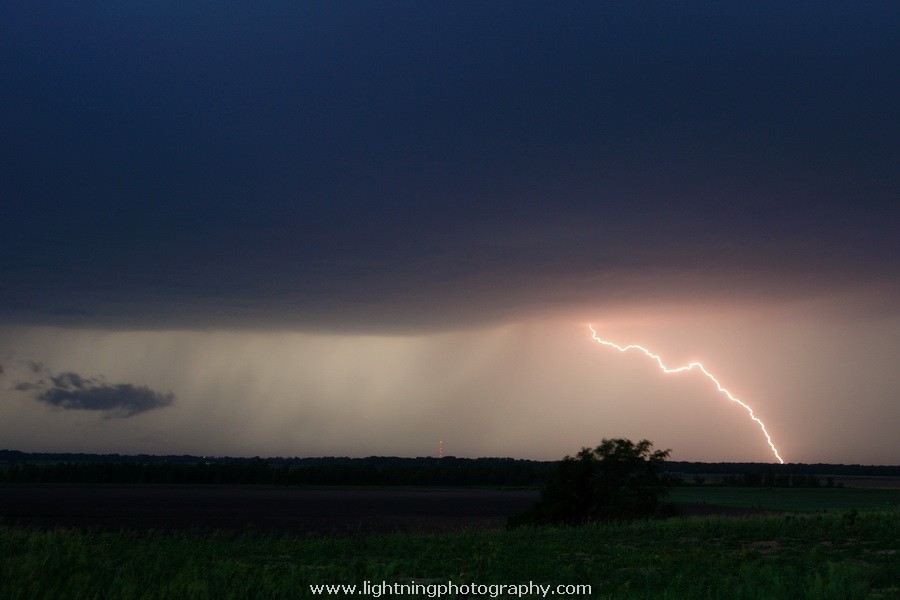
[670,486,900,512]
[1,511,898,599]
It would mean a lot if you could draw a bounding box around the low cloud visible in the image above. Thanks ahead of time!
[15,367,174,418]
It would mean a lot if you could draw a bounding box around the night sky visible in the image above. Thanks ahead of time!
[2,2,898,464]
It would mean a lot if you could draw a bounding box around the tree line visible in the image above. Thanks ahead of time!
[1,449,895,487]
[0,456,555,487]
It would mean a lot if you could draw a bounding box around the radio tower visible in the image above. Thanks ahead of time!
[437,439,444,458]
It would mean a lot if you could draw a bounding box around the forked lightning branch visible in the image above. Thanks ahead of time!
[588,325,785,464]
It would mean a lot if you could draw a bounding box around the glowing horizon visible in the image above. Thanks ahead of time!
[588,324,785,464]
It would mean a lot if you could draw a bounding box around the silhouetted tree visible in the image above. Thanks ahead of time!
[509,438,672,527]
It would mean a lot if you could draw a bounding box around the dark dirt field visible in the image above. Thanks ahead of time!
[0,485,772,535]
[0,485,541,535]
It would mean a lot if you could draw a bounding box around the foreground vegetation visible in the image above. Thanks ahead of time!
[511,438,672,527]
[1,510,897,599]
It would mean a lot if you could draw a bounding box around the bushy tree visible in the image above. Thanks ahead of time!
[510,438,673,527]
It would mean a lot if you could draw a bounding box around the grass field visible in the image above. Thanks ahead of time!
[670,486,900,513]
[2,509,898,599]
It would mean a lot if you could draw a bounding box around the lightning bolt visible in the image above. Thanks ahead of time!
[588,324,785,464]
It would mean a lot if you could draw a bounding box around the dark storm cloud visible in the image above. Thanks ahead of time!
[48,371,92,390]
[15,367,174,418]
[37,379,174,418]
[23,360,46,375]
[1,2,897,331]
